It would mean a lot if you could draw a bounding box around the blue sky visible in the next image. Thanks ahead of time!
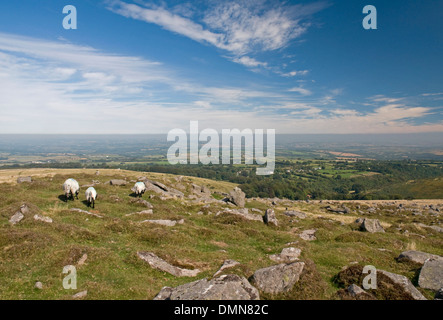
[0,0,442,133]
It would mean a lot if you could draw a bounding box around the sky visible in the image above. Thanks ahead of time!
[0,0,442,134]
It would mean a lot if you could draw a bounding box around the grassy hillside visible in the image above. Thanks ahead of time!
[0,169,441,300]
[382,177,443,199]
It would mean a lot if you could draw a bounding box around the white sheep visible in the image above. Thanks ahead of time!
[63,178,80,201]
[85,187,97,208]
[132,181,146,197]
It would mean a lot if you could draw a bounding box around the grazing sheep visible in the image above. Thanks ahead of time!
[63,178,80,201]
[132,181,146,197]
[85,187,97,208]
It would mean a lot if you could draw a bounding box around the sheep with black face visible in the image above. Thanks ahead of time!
[132,181,146,197]
[63,178,80,201]
[85,187,97,208]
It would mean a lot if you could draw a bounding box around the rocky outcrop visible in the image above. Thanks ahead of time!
[140,219,184,227]
[346,284,375,299]
[143,179,184,198]
[216,208,263,222]
[33,214,53,223]
[397,250,442,265]
[9,211,24,225]
[109,179,127,186]
[228,187,246,207]
[360,218,385,233]
[263,209,278,226]
[283,210,306,219]
[129,198,153,208]
[418,258,443,291]
[378,270,427,300]
[213,259,240,277]
[72,290,88,299]
[417,223,443,233]
[191,183,211,196]
[9,204,31,225]
[269,247,301,263]
[251,261,305,294]
[299,229,317,241]
[154,274,259,300]
[326,205,351,214]
[17,176,32,183]
[137,252,200,277]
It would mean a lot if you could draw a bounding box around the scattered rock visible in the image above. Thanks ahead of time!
[140,219,184,227]
[125,209,153,216]
[251,261,305,294]
[251,208,263,214]
[397,250,442,265]
[346,284,375,299]
[299,229,317,241]
[428,225,443,233]
[72,290,87,299]
[33,214,53,223]
[336,265,425,300]
[77,253,88,266]
[9,211,24,225]
[143,179,184,198]
[213,259,240,277]
[418,258,443,291]
[154,274,259,300]
[355,218,364,224]
[269,247,301,263]
[216,208,263,222]
[435,288,443,300]
[283,210,306,219]
[70,208,103,218]
[263,209,278,226]
[137,252,200,277]
[326,205,350,214]
[109,179,126,186]
[34,282,43,290]
[228,187,246,207]
[130,198,153,208]
[360,218,385,233]
[191,183,211,196]
[17,176,32,183]
[378,270,427,300]
[20,204,30,215]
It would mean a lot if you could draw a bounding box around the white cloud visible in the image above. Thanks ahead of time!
[231,56,268,68]
[289,86,312,96]
[371,95,403,103]
[107,0,327,74]
[280,70,309,77]
[107,1,224,49]
[202,1,313,54]
[0,32,441,134]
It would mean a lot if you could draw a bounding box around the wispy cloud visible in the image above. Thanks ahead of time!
[1,32,441,134]
[289,86,312,96]
[279,70,309,77]
[106,0,328,74]
[231,56,268,68]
